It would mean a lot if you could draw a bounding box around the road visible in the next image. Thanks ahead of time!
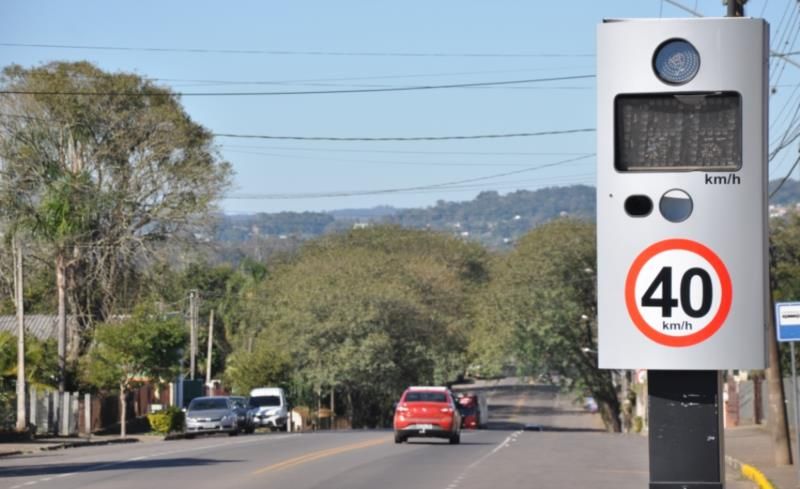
[0,383,736,489]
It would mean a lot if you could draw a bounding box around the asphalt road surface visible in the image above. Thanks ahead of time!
[0,383,681,489]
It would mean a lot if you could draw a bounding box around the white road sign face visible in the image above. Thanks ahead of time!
[778,304,800,326]
[777,303,800,342]
[625,239,732,347]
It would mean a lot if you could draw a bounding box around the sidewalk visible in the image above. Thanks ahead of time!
[726,425,798,489]
[0,434,162,457]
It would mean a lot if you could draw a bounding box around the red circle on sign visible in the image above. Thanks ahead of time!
[624,238,732,348]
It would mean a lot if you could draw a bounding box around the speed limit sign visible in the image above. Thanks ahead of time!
[625,239,732,348]
[596,18,767,370]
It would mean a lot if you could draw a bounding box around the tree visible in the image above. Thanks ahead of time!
[472,219,622,432]
[224,340,292,395]
[0,61,233,395]
[232,226,489,427]
[0,330,58,430]
[80,307,186,437]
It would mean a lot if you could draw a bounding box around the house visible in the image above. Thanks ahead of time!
[0,315,75,340]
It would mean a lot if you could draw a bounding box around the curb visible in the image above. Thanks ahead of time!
[164,432,191,441]
[726,455,776,489]
[0,437,139,458]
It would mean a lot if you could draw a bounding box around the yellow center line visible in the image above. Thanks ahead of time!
[251,437,390,475]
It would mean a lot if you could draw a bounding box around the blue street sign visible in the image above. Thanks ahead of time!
[776,302,800,342]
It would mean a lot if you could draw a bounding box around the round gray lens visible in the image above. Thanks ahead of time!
[653,39,700,85]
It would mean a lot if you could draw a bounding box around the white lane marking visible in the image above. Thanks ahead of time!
[6,434,298,489]
[440,430,522,489]
[469,430,518,467]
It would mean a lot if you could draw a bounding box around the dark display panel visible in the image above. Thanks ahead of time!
[615,92,741,171]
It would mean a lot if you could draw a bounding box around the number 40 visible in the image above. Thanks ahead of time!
[641,266,712,318]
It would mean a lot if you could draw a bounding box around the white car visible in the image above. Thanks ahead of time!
[249,387,288,430]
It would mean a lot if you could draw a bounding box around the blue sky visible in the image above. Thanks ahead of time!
[2,1,798,213]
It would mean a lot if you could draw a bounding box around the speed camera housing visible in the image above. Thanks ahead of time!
[596,18,768,370]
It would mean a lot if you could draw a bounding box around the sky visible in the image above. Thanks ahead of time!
[1,0,799,214]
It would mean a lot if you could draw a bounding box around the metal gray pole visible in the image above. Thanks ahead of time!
[61,391,70,436]
[84,393,91,438]
[791,342,800,481]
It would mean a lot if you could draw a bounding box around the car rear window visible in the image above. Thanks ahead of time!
[189,398,228,410]
[250,395,281,407]
[458,405,476,416]
[405,391,447,403]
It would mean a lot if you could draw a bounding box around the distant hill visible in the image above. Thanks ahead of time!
[384,185,595,247]
[214,179,800,252]
[769,178,800,205]
[215,184,596,249]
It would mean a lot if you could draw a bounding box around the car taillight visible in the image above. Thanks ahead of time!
[440,407,453,413]
[396,404,409,412]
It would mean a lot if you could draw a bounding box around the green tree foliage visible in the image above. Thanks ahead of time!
[771,213,800,302]
[770,214,800,373]
[0,61,232,374]
[233,226,489,427]
[0,331,58,388]
[224,340,292,395]
[0,331,58,429]
[471,219,621,432]
[80,306,186,437]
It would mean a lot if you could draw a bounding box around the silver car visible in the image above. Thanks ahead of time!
[184,397,239,437]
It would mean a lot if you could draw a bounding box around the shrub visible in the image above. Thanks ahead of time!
[633,415,644,433]
[147,406,185,434]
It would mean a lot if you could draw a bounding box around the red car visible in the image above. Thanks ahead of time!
[457,394,480,429]
[393,386,461,444]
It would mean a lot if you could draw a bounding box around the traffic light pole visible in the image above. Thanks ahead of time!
[648,370,723,489]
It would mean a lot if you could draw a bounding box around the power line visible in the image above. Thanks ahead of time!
[0,74,595,97]
[214,128,595,142]
[223,148,594,167]
[0,112,594,143]
[154,67,593,87]
[0,42,593,58]
[663,0,800,69]
[219,143,591,157]
[226,154,593,200]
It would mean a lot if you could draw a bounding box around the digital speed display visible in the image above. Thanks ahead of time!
[615,92,742,171]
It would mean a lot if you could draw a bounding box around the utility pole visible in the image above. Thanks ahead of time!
[726,0,746,17]
[205,309,214,387]
[14,237,26,432]
[189,290,197,380]
[768,248,793,465]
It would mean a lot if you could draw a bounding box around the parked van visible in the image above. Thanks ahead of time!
[249,387,288,431]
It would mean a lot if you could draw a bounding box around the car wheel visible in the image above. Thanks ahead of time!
[228,429,239,436]
[394,433,405,444]
[246,426,256,434]
[185,434,195,440]
[449,433,460,445]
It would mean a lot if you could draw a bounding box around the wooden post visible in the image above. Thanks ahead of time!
[14,237,26,432]
[331,387,336,430]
